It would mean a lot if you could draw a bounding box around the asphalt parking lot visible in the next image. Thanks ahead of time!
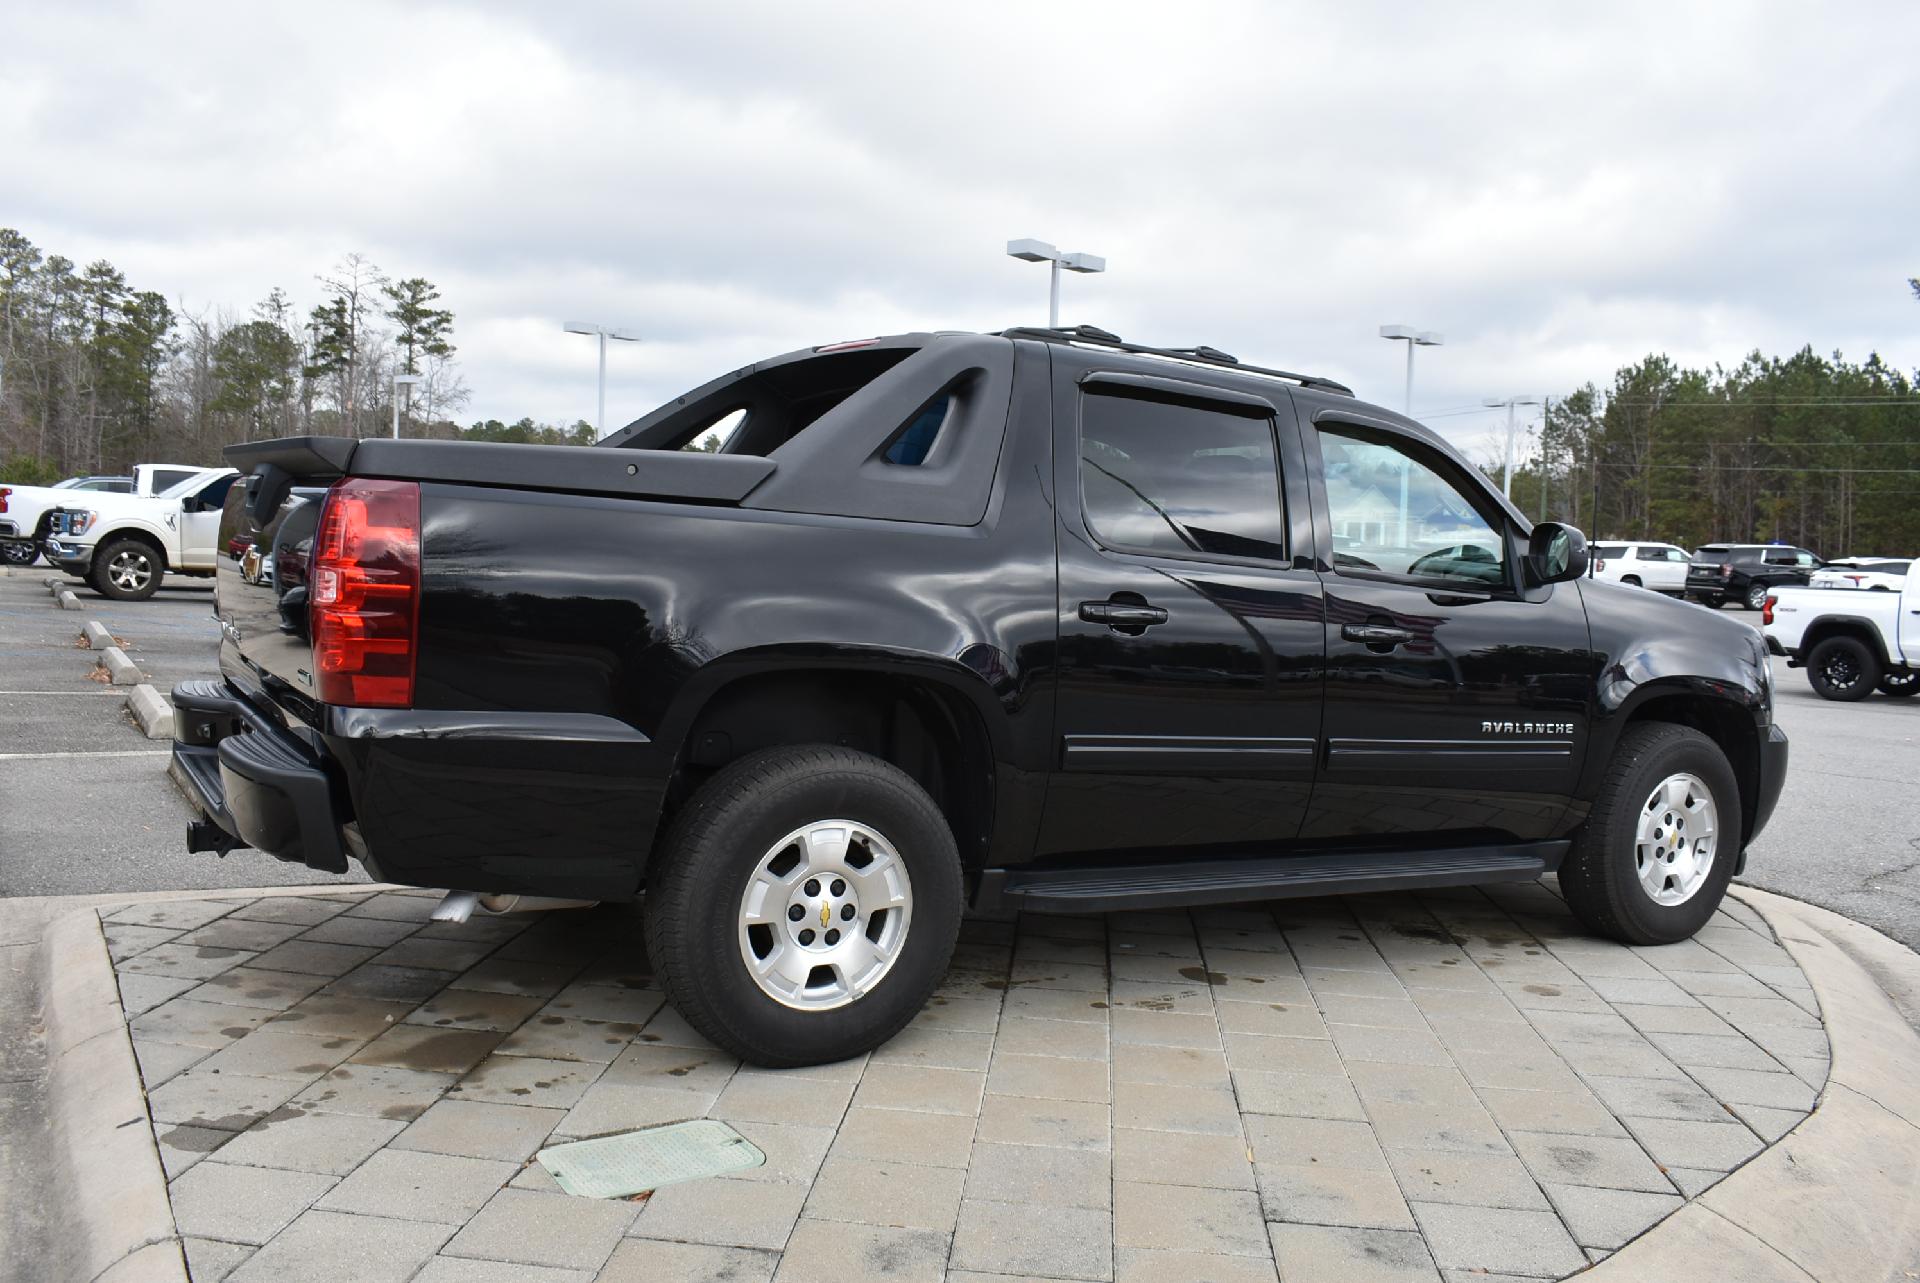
[0,567,365,897]
[1,567,1916,943]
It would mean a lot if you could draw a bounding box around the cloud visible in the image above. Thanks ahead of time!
[4,0,1917,448]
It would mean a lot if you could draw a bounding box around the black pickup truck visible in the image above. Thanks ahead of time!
[171,326,1788,1066]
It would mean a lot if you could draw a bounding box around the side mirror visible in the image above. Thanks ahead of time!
[1527,522,1589,585]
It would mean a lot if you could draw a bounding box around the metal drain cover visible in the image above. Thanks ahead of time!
[536,1119,766,1199]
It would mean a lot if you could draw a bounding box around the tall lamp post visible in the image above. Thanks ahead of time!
[563,322,640,436]
[1006,239,1106,327]
[1378,326,1442,544]
[391,373,422,439]
[1483,395,1543,496]
[1377,325,1443,417]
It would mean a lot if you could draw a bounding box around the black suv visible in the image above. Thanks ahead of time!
[1686,543,1822,611]
[170,325,1789,1066]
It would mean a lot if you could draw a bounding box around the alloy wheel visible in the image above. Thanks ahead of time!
[1634,773,1718,906]
[736,819,913,1011]
[109,549,153,593]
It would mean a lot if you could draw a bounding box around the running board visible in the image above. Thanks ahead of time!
[973,842,1567,916]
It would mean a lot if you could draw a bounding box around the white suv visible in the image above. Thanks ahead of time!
[1588,541,1690,593]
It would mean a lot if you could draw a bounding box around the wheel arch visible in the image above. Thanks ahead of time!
[1800,616,1891,667]
[93,524,171,562]
[653,651,1013,873]
[1613,684,1762,848]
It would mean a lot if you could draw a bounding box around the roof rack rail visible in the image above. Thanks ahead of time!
[1000,325,1353,396]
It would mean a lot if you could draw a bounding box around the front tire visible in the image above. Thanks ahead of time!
[89,538,163,601]
[1806,636,1879,701]
[644,745,963,1067]
[1560,723,1740,945]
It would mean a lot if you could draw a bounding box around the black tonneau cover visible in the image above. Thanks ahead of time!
[224,436,775,506]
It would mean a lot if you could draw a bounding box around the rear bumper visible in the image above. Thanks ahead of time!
[169,679,349,873]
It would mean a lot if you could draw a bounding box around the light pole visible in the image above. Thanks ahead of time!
[1377,325,1443,417]
[563,322,640,435]
[1483,395,1543,496]
[1007,239,1106,328]
[1379,326,1443,545]
[391,373,422,439]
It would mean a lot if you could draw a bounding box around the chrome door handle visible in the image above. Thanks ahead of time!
[1342,623,1413,647]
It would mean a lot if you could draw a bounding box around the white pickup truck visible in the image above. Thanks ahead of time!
[0,463,216,565]
[1763,568,1920,700]
[40,469,241,601]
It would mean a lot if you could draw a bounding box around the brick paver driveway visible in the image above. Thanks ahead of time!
[106,878,1827,1282]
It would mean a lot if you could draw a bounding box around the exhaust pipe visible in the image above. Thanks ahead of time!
[429,890,598,923]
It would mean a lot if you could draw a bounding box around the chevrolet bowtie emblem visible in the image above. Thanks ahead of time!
[820,903,831,928]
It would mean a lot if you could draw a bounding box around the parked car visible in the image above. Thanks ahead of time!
[40,469,240,600]
[1,463,218,566]
[168,325,1787,1067]
[1588,541,1690,593]
[1808,557,1909,592]
[52,475,136,492]
[1764,568,1920,700]
[1685,543,1821,610]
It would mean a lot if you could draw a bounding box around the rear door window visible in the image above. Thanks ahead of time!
[1079,393,1286,562]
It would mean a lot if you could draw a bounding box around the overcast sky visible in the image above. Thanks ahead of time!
[6,1,1918,459]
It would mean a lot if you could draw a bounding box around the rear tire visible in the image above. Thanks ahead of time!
[1622,575,1642,587]
[1559,723,1739,946]
[1879,670,1920,698]
[89,538,163,601]
[1744,582,1770,611]
[1,541,35,566]
[1806,636,1879,701]
[643,745,963,1067]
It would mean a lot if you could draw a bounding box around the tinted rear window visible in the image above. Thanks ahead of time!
[1689,547,1727,564]
[1594,544,1629,559]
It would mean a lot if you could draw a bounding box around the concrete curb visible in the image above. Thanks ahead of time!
[57,589,83,611]
[84,620,114,651]
[1589,887,1920,1281]
[37,909,187,1283]
[100,646,143,686]
[125,685,171,740]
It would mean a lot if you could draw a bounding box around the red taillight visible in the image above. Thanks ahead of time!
[1593,559,1606,571]
[1762,595,1776,625]
[311,478,420,708]
[0,486,10,513]
[1719,563,1733,578]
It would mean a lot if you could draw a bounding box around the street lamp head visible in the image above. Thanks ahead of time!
[1482,396,1508,408]
[1379,325,1416,341]
[1414,331,1443,347]
[562,322,599,336]
[1006,238,1059,263]
[1060,252,1106,274]
[605,330,640,344]
[393,373,423,387]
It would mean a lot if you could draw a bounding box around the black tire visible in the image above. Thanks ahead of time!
[1744,581,1770,611]
[1559,723,1740,946]
[1,541,35,566]
[88,537,163,601]
[643,745,963,1067]
[1805,636,1880,702]
[1879,670,1920,698]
